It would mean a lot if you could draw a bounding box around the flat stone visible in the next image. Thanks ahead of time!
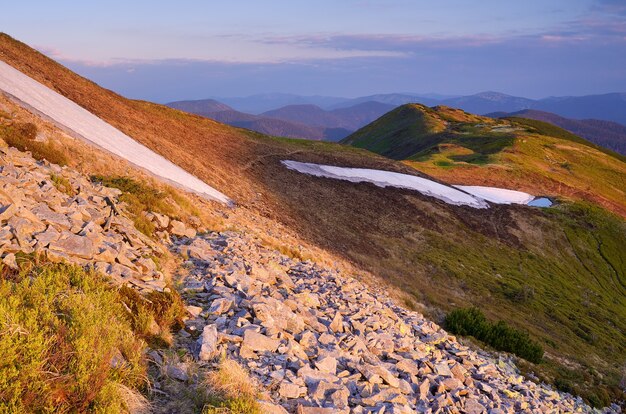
[48,231,95,259]
[257,401,289,414]
[278,382,301,399]
[329,312,343,333]
[32,203,71,229]
[34,226,61,247]
[396,358,419,376]
[465,398,487,414]
[434,362,453,377]
[198,324,219,361]
[209,297,233,315]
[296,406,337,414]
[185,305,203,317]
[2,252,18,270]
[314,356,337,375]
[240,330,280,358]
[170,220,188,237]
[166,364,189,382]
[151,212,170,229]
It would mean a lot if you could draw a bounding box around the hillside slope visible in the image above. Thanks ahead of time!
[344,104,626,218]
[0,137,613,412]
[489,109,626,155]
[167,98,234,113]
[1,33,625,407]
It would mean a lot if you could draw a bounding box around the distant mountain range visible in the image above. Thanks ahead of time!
[167,99,394,141]
[488,109,626,156]
[169,92,626,152]
[208,92,456,114]
[201,91,626,126]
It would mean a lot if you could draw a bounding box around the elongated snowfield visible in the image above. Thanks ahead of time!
[0,60,230,204]
[454,185,535,205]
[282,160,544,208]
[282,160,490,208]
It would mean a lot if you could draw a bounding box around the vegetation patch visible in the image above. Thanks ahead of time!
[507,117,626,162]
[118,285,186,348]
[0,262,146,413]
[50,173,75,196]
[90,175,200,237]
[0,121,68,166]
[445,307,544,363]
[201,359,260,414]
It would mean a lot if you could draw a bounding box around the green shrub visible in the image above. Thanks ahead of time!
[445,307,544,363]
[0,122,68,166]
[118,285,185,348]
[0,263,146,413]
[50,173,75,196]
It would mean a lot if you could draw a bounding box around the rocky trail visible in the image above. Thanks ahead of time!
[0,144,619,413]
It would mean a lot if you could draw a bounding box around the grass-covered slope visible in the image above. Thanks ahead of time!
[344,103,626,218]
[2,33,625,406]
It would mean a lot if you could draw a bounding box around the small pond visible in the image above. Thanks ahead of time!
[527,197,553,208]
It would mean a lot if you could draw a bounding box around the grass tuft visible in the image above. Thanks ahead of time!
[50,173,75,196]
[202,359,260,414]
[0,122,68,166]
[117,285,186,348]
[90,175,177,237]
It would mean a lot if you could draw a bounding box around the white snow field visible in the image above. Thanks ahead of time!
[454,185,535,205]
[282,160,545,208]
[0,60,230,204]
[282,160,490,208]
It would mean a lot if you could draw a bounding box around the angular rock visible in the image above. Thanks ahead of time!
[198,324,219,361]
[240,330,280,358]
[279,382,301,399]
[48,231,95,259]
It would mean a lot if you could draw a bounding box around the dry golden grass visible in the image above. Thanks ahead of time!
[204,360,258,402]
[201,359,260,414]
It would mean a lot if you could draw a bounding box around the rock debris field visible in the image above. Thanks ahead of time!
[169,232,616,413]
[0,145,618,413]
[0,145,194,292]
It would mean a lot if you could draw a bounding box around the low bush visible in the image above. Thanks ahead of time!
[118,285,185,348]
[0,262,146,413]
[50,173,75,196]
[445,307,544,363]
[0,122,68,166]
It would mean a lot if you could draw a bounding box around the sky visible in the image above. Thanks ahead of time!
[1,0,625,102]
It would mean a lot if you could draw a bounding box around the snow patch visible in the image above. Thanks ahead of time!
[0,60,230,204]
[282,160,490,208]
[453,185,535,205]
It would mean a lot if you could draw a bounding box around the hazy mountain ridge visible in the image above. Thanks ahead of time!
[200,91,626,127]
[261,101,396,130]
[167,99,393,141]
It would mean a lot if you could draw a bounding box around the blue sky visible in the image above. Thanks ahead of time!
[2,0,625,102]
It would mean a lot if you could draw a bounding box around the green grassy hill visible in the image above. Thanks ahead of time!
[344,104,626,218]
